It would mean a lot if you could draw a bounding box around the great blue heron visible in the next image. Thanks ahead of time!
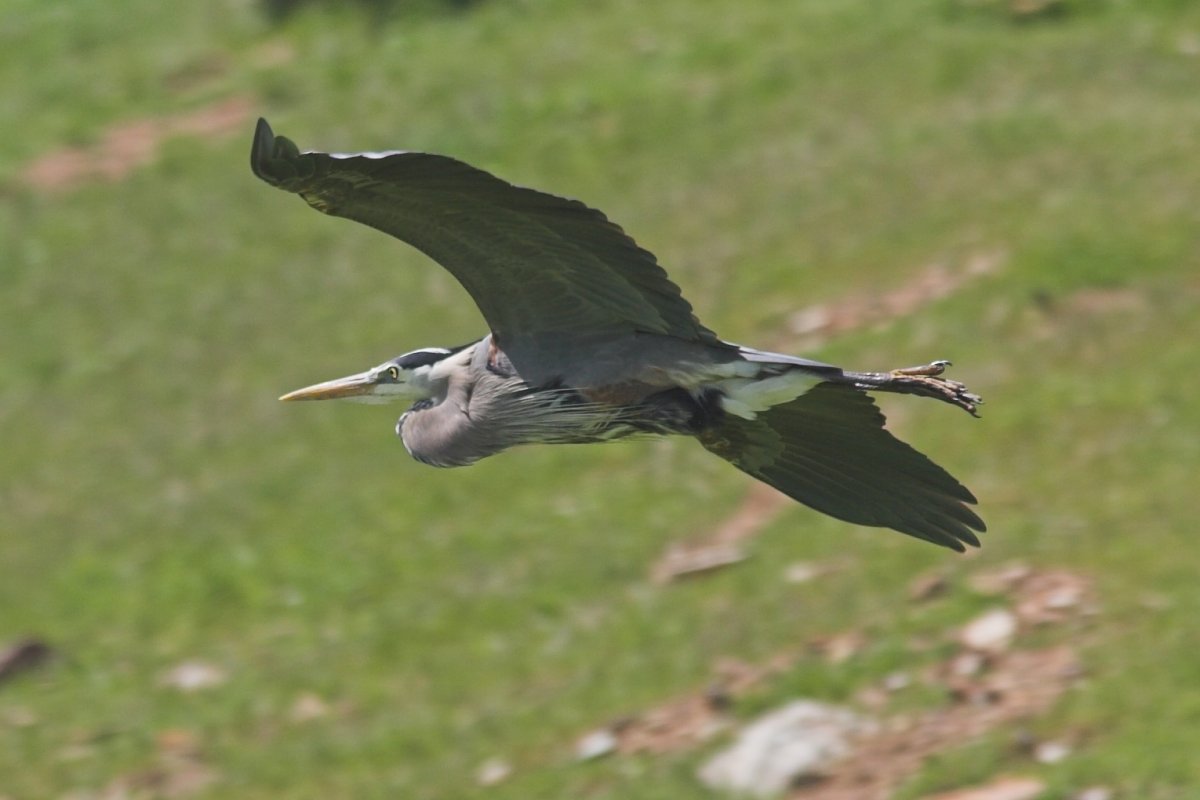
[251,119,985,551]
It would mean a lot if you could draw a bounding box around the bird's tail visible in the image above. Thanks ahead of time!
[836,361,983,416]
[698,382,984,551]
[732,346,982,417]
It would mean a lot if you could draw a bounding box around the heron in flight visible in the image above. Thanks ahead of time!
[251,119,985,551]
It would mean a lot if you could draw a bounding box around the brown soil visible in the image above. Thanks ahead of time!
[21,96,254,192]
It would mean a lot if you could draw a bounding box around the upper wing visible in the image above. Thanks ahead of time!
[699,383,985,550]
[251,119,723,382]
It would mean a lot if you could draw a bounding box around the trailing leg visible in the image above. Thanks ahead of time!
[835,360,982,416]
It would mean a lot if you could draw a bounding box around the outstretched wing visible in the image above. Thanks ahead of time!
[251,119,724,383]
[700,383,984,550]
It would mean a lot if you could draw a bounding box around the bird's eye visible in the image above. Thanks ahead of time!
[388,366,401,381]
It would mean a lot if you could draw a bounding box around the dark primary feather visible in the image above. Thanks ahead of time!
[699,383,985,551]
[250,119,725,385]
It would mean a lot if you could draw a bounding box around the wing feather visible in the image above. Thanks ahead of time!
[250,119,723,384]
[700,383,984,550]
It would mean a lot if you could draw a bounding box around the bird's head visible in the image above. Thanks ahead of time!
[279,347,457,405]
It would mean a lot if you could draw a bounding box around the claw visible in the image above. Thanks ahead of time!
[892,360,952,378]
[841,360,983,416]
[899,362,981,416]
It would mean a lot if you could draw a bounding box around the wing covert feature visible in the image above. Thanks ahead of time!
[251,119,724,384]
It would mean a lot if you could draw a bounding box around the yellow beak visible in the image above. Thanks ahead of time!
[279,370,378,402]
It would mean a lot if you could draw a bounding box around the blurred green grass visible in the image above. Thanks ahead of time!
[3,0,1200,797]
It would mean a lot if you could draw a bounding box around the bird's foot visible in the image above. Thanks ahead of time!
[891,359,953,378]
[888,360,982,416]
[843,360,983,416]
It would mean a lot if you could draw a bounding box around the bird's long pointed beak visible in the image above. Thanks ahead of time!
[280,370,378,402]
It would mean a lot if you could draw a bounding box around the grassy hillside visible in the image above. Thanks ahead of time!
[3,0,1199,797]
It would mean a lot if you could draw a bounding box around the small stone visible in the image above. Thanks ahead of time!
[157,727,201,756]
[160,661,227,692]
[1074,787,1113,800]
[949,651,987,677]
[960,609,1018,653]
[969,563,1032,596]
[653,543,747,583]
[1015,571,1091,625]
[790,305,831,335]
[783,562,822,584]
[922,775,1045,800]
[289,692,329,723]
[575,728,618,761]
[883,671,911,692]
[1034,739,1071,764]
[697,700,872,798]
[476,757,512,786]
[817,631,867,665]
[1043,587,1081,610]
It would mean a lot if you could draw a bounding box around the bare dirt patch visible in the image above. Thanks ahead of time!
[798,646,1080,800]
[21,96,255,192]
[571,638,1081,797]
[608,654,799,756]
[1063,286,1148,316]
[570,567,1091,797]
[787,252,1005,348]
[652,483,792,582]
[67,728,218,799]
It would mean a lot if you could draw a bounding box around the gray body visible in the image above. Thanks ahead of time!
[395,334,819,467]
[253,120,986,551]
[395,336,698,467]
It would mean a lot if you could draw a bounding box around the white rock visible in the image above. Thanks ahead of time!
[574,728,618,761]
[697,700,871,797]
[160,660,227,692]
[1043,586,1082,610]
[1034,739,1071,764]
[960,608,1018,653]
[790,306,831,335]
[289,692,329,722]
[476,757,512,786]
[783,562,821,584]
[1073,787,1113,800]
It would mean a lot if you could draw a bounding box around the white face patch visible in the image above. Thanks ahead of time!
[372,380,416,396]
[370,356,445,402]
